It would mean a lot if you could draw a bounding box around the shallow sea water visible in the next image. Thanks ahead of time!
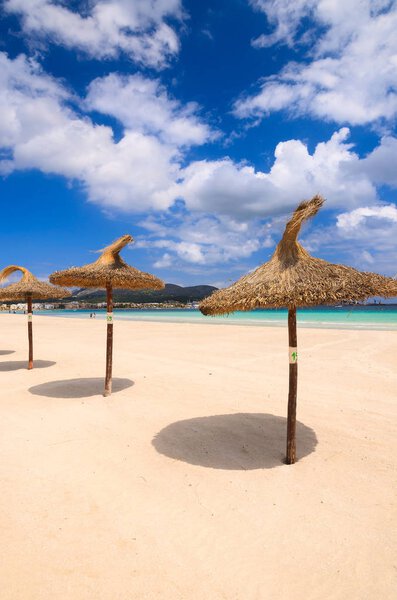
[17,306,397,331]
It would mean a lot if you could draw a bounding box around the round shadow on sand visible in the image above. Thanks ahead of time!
[28,377,134,398]
[0,360,55,371]
[0,350,15,356]
[152,413,317,470]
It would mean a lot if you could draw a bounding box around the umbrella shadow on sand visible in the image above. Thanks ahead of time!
[28,377,134,399]
[0,350,15,356]
[152,413,317,470]
[0,360,55,371]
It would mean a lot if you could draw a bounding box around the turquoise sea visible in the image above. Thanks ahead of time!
[19,305,397,331]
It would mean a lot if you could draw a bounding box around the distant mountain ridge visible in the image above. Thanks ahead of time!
[69,283,218,303]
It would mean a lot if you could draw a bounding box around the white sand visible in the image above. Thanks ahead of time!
[0,314,396,599]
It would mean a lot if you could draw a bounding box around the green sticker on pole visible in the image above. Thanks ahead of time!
[106,313,113,323]
[289,347,298,364]
[27,313,33,322]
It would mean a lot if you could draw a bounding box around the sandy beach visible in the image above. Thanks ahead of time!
[0,314,396,599]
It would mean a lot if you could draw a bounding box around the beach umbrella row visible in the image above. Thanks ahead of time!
[200,195,397,463]
[0,236,164,396]
[1,200,396,464]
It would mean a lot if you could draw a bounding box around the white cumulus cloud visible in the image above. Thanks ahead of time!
[236,0,397,125]
[176,128,379,218]
[136,212,270,266]
[336,205,397,231]
[4,0,182,69]
[303,203,397,275]
[1,52,397,272]
[0,52,180,211]
[4,53,393,220]
[86,73,214,147]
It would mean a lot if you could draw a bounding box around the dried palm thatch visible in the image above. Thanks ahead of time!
[200,196,397,315]
[49,235,164,290]
[49,234,165,397]
[200,195,397,465]
[0,265,70,370]
[0,265,70,301]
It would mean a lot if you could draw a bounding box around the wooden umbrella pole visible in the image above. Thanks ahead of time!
[286,307,298,464]
[104,283,113,397]
[27,293,33,370]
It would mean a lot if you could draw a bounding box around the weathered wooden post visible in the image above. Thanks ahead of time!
[286,307,298,464]
[27,293,33,370]
[104,282,113,397]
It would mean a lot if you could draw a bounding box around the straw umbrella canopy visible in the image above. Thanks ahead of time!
[200,195,397,464]
[49,234,164,396]
[0,265,71,369]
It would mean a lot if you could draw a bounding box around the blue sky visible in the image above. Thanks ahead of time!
[1,0,396,286]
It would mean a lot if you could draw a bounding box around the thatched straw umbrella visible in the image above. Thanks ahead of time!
[49,235,164,396]
[200,195,397,464]
[0,265,71,369]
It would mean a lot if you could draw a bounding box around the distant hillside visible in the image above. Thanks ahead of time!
[69,283,217,303]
